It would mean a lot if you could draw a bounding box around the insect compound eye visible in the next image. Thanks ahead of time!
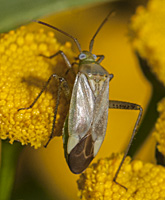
[93,54,97,60]
[79,53,87,60]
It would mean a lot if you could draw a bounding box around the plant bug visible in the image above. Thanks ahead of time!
[18,11,143,189]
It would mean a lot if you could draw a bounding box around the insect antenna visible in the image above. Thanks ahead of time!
[34,20,82,53]
[89,10,115,52]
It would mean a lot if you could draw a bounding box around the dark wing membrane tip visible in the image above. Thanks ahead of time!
[68,134,94,174]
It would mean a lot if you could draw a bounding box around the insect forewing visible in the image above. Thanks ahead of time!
[91,77,109,156]
[64,69,109,174]
[67,72,95,153]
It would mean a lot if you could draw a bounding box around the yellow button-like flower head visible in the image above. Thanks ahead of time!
[130,0,165,86]
[0,25,75,149]
[130,0,165,157]
[153,98,165,156]
[77,153,165,200]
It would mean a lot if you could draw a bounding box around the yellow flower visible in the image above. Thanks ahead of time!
[130,0,165,86]
[131,0,165,155]
[130,0,165,157]
[77,153,165,200]
[153,98,165,156]
[0,25,75,148]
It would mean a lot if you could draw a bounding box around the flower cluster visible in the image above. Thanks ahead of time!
[130,0,165,156]
[77,153,165,200]
[130,0,165,86]
[0,25,75,148]
[153,98,165,156]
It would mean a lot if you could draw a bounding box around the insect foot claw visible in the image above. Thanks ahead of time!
[17,107,27,111]
[44,141,49,148]
[44,136,53,148]
[17,106,32,111]
[38,54,47,58]
[113,178,128,191]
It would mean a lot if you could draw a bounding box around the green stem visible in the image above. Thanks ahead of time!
[0,140,23,200]
[129,54,165,156]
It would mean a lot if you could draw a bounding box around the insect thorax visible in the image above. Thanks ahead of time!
[79,63,109,97]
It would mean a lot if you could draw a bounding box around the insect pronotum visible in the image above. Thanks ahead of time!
[18,11,143,189]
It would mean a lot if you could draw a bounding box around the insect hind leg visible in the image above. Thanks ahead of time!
[109,100,143,190]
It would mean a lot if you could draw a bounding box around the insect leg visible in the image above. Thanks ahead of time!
[96,55,104,63]
[44,76,70,147]
[40,50,72,68]
[18,73,70,146]
[18,74,57,111]
[109,100,143,189]
[71,62,79,67]
[65,62,78,76]
[109,73,114,80]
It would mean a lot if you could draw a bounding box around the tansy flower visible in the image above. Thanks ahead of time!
[153,98,165,156]
[130,0,165,86]
[77,153,165,200]
[129,0,165,157]
[0,25,75,149]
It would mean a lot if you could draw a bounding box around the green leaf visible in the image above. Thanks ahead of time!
[0,0,115,32]
[155,144,165,166]
[0,141,23,200]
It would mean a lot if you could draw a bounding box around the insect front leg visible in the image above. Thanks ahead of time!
[65,62,78,76]
[96,55,104,63]
[41,50,77,77]
[109,100,143,189]
[40,50,72,69]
